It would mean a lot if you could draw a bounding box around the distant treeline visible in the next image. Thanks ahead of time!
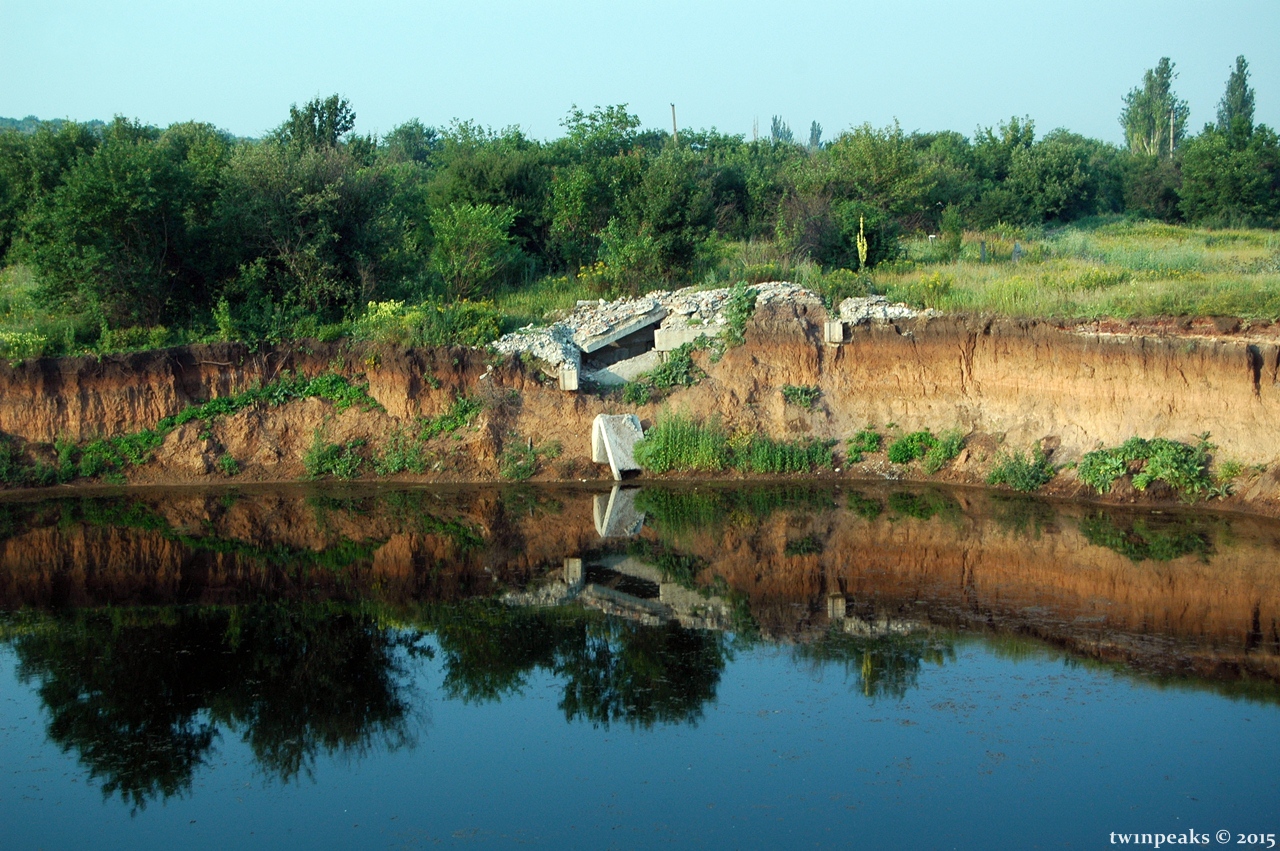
[0,57,1276,338]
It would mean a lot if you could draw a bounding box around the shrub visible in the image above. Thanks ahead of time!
[781,384,821,408]
[846,428,882,462]
[303,434,365,479]
[719,281,758,349]
[0,330,48,364]
[887,430,936,464]
[216,454,240,476]
[987,448,1056,492]
[847,491,884,519]
[1076,436,1214,498]
[921,430,964,474]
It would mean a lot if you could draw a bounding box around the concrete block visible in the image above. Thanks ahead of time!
[592,485,645,537]
[827,593,847,620]
[591,413,644,479]
[563,557,584,586]
[586,349,662,387]
[575,308,667,354]
[559,362,579,391]
[654,324,721,351]
[824,320,845,345]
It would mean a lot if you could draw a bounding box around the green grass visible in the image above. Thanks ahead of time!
[633,413,834,475]
[0,371,380,486]
[877,219,1280,321]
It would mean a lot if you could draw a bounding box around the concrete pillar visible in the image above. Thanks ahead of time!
[563,557,584,586]
[827,593,847,620]
[823,320,845,345]
[559,362,579,391]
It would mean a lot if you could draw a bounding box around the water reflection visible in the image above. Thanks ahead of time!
[7,604,423,810]
[1,481,1278,809]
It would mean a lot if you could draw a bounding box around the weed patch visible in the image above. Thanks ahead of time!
[921,430,964,474]
[303,434,366,479]
[846,428,882,462]
[887,431,937,464]
[987,448,1056,492]
[1077,436,1214,499]
[781,384,821,409]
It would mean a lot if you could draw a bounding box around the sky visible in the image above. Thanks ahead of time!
[3,0,1277,145]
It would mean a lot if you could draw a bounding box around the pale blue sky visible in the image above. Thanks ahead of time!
[3,1,1276,144]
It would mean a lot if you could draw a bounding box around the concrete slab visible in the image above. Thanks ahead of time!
[585,350,662,387]
[654,324,721,351]
[559,362,579,391]
[592,485,645,537]
[591,413,644,479]
[574,307,667,354]
[823,320,845,344]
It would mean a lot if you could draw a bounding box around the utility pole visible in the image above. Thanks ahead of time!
[671,104,678,146]
[1169,107,1175,158]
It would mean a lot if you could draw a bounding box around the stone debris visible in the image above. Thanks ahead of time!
[839,295,930,325]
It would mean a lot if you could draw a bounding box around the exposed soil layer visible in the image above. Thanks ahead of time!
[2,306,1280,515]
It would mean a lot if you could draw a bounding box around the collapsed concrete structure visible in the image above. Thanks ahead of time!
[491,281,846,388]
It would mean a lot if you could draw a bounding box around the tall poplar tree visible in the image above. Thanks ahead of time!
[1120,58,1190,158]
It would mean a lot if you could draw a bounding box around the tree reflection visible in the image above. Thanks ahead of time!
[793,628,955,700]
[9,604,424,810]
[429,600,728,728]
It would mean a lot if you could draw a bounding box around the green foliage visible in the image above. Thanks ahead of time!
[303,434,366,479]
[719,281,758,349]
[886,489,961,522]
[886,430,937,464]
[921,429,964,474]
[987,448,1056,492]
[1078,512,1214,562]
[429,202,525,299]
[1120,57,1189,158]
[216,454,239,476]
[846,428,882,462]
[735,435,835,474]
[847,491,884,519]
[780,384,820,408]
[783,534,823,556]
[1076,436,1214,499]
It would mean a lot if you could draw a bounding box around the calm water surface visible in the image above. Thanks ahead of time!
[0,483,1276,849]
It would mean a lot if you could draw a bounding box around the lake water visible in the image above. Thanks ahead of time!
[0,483,1277,849]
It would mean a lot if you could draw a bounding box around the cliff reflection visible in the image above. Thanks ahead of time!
[0,480,1278,809]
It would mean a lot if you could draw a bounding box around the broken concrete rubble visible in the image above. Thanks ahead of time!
[839,295,931,325]
[491,281,843,382]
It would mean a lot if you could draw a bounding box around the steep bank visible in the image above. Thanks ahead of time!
[1,304,1279,514]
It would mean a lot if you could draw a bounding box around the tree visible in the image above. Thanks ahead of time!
[1217,55,1255,137]
[276,94,356,150]
[429,202,524,298]
[770,116,794,146]
[23,119,231,327]
[1120,58,1189,158]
